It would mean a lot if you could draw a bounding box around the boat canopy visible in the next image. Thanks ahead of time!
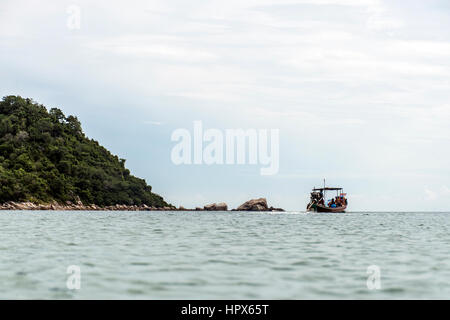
[312,187,343,191]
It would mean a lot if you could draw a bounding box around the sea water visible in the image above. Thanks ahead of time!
[0,211,449,299]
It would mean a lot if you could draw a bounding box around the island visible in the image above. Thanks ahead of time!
[0,96,284,212]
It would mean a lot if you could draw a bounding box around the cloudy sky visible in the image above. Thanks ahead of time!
[1,0,450,210]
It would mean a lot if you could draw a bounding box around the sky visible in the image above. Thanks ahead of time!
[1,0,450,211]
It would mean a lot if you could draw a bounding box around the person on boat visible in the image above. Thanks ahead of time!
[330,199,336,208]
[335,196,341,206]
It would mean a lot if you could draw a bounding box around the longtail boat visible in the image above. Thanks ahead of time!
[306,181,347,213]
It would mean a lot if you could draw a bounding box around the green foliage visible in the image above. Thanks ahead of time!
[0,95,169,207]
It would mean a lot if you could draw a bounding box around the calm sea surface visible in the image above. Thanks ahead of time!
[0,211,449,299]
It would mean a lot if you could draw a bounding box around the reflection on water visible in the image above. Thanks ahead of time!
[0,210,449,299]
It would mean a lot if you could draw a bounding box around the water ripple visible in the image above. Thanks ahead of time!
[0,211,449,299]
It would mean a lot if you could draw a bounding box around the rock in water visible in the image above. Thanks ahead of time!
[215,203,228,211]
[204,203,215,211]
[268,206,285,212]
[235,198,285,211]
[236,198,268,211]
[204,203,228,211]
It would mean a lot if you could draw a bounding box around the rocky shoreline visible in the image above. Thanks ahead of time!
[1,198,284,212]
[0,201,176,211]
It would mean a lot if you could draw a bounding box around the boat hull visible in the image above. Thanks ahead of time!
[309,204,346,213]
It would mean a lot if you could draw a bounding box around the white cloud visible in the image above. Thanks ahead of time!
[143,120,163,125]
[88,35,219,62]
[424,186,450,201]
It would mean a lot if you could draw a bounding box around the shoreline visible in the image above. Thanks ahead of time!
[0,201,177,211]
[0,198,285,212]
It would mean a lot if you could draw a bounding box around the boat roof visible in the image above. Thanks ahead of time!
[313,187,343,191]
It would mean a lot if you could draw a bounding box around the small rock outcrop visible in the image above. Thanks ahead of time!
[236,198,268,211]
[203,202,228,211]
[215,203,228,210]
[235,198,284,212]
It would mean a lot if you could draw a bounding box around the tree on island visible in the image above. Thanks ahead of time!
[0,95,169,207]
